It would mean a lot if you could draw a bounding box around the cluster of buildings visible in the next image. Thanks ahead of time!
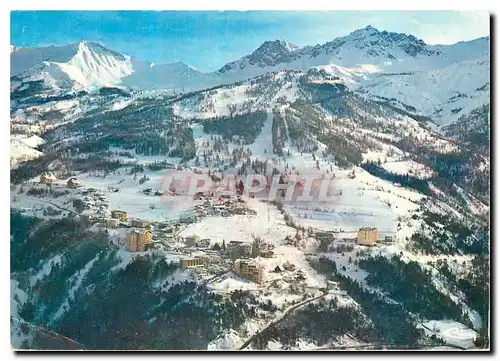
[81,207,154,253]
[109,212,154,252]
[228,238,275,262]
[314,227,394,248]
[39,173,82,189]
[227,238,275,284]
[194,197,256,218]
[233,258,264,284]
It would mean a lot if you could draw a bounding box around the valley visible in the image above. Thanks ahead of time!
[10,23,490,351]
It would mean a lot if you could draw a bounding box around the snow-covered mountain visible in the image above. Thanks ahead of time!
[219,39,302,73]
[123,60,221,92]
[217,26,489,79]
[10,26,489,128]
[10,65,490,350]
[10,41,216,92]
[356,56,490,126]
[213,26,489,127]
[10,25,490,350]
[11,42,134,91]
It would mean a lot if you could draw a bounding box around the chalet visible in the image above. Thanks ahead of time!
[66,177,81,189]
[39,172,57,184]
[273,265,285,273]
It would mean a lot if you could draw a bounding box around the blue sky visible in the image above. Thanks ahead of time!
[11,11,489,72]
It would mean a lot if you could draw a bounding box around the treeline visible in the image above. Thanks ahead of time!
[11,151,60,184]
[43,97,174,157]
[272,111,287,156]
[361,161,432,195]
[394,137,489,199]
[202,111,267,144]
[443,104,490,154]
[11,212,257,350]
[409,211,488,255]
[358,255,472,326]
[254,298,373,349]
[309,257,426,348]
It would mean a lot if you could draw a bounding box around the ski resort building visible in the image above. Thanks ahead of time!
[185,235,201,247]
[105,218,120,228]
[357,227,378,245]
[39,172,57,184]
[233,259,264,284]
[66,177,81,188]
[125,229,152,252]
[111,210,128,222]
[180,257,207,269]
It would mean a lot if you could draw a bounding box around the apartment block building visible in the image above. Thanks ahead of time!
[125,229,152,252]
[357,227,378,246]
[233,259,264,284]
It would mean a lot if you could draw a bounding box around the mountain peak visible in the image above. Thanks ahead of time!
[77,41,128,61]
[255,39,299,55]
[218,39,301,73]
[348,25,380,37]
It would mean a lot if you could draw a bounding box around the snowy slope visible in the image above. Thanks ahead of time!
[11,26,488,97]
[217,26,488,81]
[10,134,45,166]
[12,42,134,91]
[121,60,222,91]
[11,42,217,92]
[359,56,490,126]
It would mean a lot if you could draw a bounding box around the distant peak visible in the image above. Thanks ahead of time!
[76,41,128,60]
[80,40,105,48]
[169,61,193,70]
[256,39,298,54]
[218,38,301,73]
[280,39,299,52]
[349,25,380,37]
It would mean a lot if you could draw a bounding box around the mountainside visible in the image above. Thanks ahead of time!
[11,26,489,128]
[11,41,215,93]
[11,42,134,91]
[217,26,488,77]
[10,24,490,351]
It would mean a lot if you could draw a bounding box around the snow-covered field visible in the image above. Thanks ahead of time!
[381,160,434,179]
[422,320,478,350]
[10,134,44,166]
[179,198,294,245]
